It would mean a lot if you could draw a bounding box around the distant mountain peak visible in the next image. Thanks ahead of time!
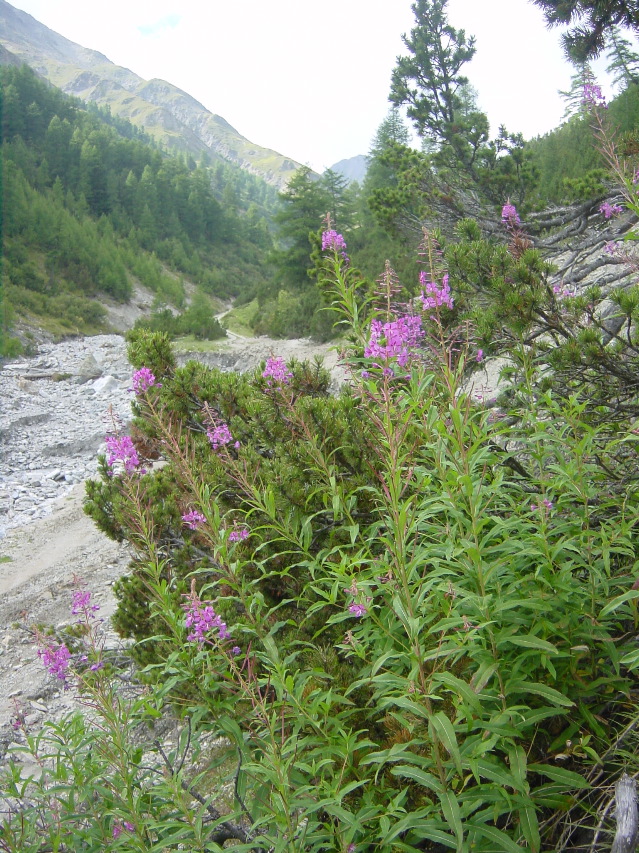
[0,0,303,186]
[327,155,368,185]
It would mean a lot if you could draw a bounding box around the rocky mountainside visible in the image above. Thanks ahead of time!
[328,154,368,184]
[0,0,302,186]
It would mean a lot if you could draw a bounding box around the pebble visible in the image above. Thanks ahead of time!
[0,335,132,536]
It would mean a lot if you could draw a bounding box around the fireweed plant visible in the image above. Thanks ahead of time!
[3,230,639,852]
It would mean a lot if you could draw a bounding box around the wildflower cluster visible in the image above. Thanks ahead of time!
[228,526,249,542]
[129,367,161,395]
[207,422,239,450]
[501,202,520,226]
[552,281,577,299]
[583,83,607,108]
[419,271,454,311]
[104,434,140,475]
[322,229,347,252]
[599,201,623,219]
[71,589,100,619]
[182,509,206,530]
[37,640,71,685]
[182,592,231,644]
[262,356,293,387]
[112,821,134,839]
[321,228,349,263]
[364,314,424,369]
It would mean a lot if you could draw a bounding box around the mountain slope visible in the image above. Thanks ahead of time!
[0,0,302,186]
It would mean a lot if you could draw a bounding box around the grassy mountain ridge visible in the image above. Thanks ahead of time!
[1,64,278,354]
[0,0,303,187]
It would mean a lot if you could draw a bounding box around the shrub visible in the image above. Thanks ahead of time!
[5,229,639,852]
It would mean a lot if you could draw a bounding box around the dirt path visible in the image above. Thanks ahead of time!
[0,485,130,744]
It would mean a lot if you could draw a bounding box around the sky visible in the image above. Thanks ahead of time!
[7,0,625,172]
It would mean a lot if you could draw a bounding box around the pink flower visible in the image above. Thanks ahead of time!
[182,591,230,644]
[321,229,349,263]
[71,589,100,619]
[207,422,234,450]
[365,315,424,368]
[501,202,520,226]
[419,272,454,311]
[182,510,206,530]
[583,83,607,108]
[262,357,293,387]
[38,641,71,684]
[599,202,623,219]
[348,603,367,618]
[105,434,140,475]
[129,367,161,395]
[228,527,249,542]
[475,349,484,363]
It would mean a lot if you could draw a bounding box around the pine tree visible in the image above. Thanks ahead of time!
[270,167,331,292]
[532,0,639,62]
[389,0,476,146]
[558,63,596,120]
[606,25,639,90]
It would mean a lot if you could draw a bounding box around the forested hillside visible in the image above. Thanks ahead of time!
[1,65,278,353]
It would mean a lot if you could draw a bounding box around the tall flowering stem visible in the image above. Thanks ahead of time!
[105,434,140,476]
[182,581,231,644]
[262,356,293,388]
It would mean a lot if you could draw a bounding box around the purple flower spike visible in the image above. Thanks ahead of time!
[105,434,140,475]
[322,230,347,252]
[262,357,293,387]
[183,591,230,644]
[348,603,368,618]
[583,83,607,108]
[228,527,249,542]
[501,203,520,226]
[182,510,206,530]
[130,367,161,395]
[38,642,71,684]
[71,590,100,619]
[207,422,234,450]
[599,202,623,219]
[420,272,454,311]
[365,315,424,368]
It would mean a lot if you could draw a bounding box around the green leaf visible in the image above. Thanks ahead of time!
[430,712,463,777]
[466,821,524,853]
[438,790,464,852]
[528,763,589,789]
[506,680,574,707]
[600,589,639,617]
[473,758,516,788]
[620,647,639,670]
[505,635,559,654]
[519,805,541,852]
[431,672,482,713]
[390,764,443,794]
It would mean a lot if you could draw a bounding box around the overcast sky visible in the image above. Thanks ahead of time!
[8,0,624,172]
